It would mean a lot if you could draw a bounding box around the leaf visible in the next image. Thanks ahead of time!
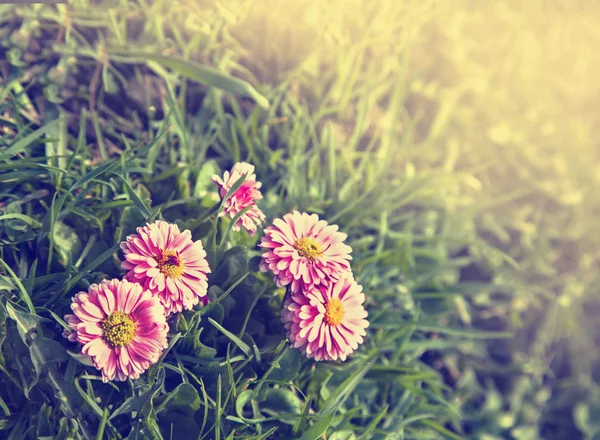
[67,351,95,367]
[329,431,357,440]
[208,317,251,356]
[0,276,15,292]
[52,221,83,267]
[0,213,42,228]
[0,259,35,313]
[200,273,249,319]
[55,417,76,440]
[203,302,224,326]
[247,256,261,272]
[219,173,248,212]
[110,368,165,420]
[0,119,60,160]
[72,160,118,191]
[119,183,153,236]
[359,404,389,439]
[140,54,269,109]
[5,303,48,343]
[181,329,217,360]
[267,347,302,382]
[218,205,253,249]
[260,388,303,425]
[0,305,6,356]
[298,412,336,440]
[0,396,9,418]
[118,176,152,219]
[194,160,221,197]
[414,324,513,339]
[157,411,201,439]
[236,389,255,419]
[156,383,201,415]
[297,364,371,440]
[30,337,69,376]
[220,245,246,262]
[421,419,463,440]
[36,404,52,437]
[320,361,373,416]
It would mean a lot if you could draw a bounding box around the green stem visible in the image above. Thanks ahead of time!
[96,408,109,440]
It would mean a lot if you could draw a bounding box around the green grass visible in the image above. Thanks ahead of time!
[1,0,599,439]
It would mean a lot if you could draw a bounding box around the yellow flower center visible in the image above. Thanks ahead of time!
[324,298,345,326]
[102,311,137,347]
[156,250,184,278]
[294,237,323,261]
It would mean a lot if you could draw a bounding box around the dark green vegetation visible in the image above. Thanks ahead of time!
[1,0,599,439]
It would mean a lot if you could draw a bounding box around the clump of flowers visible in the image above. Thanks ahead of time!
[259,211,353,293]
[212,161,266,237]
[281,275,369,362]
[260,210,369,362]
[62,162,274,382]
[120,220,211,315]
[64,279,168,382]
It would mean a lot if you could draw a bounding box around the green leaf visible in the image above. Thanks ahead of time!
[0,259,35,313]
[119,183,153,236]
[140,54,269,109]
[329,431,356,440]
[0,276,15,292]
[219,173,248,213]
[55,417,77,440]
[299,412,335,440]
[110,369,165,420]
[118,176,152,219]
[30,337,69,376]
[267,347,302,382]
[208,317,251,356]
[70,160,118,192]
[52,221,83,267]
[194,160,221,197]
[0,213,42,228]
[261,388,303,425]
[5,303,48,342]
[320,361,373,416]
[157,411,201,439]
[67,351,95,367]
[0,119,60,160]
[218,205,253,249]
[414,324,513,339]
[36,404,51,437]
[181,328,217,360]
[298,364,372,440]
[156,383,201,415]
[359,404,389,439]
[235,389,255,420]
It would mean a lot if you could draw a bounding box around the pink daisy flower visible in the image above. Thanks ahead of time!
[120,220,211,315]
[259,211,352,293]
[212,161,266,237]
[64,279,168,382]
[281,275,369,362]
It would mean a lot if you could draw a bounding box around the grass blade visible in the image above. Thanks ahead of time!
[0,119,60,160]
[208,318,251,356]
[107,51,269,109]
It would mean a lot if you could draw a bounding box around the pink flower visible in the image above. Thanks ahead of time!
[259,211,352,293]
[212,162,266,237]
[120,220,211,315]
[64,279,168,382]
[281,275,369,362]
